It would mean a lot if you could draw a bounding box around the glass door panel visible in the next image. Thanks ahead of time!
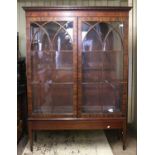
[79,19,124,115]
[30,19,76,115]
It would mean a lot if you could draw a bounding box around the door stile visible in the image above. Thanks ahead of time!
[26,17,33,117]
[72,17,78,117]
[77,17,83,118]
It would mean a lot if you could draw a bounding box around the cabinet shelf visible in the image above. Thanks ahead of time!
[82,81,120,85]
[82,105,120,113]
[82,50,122,53]
[31,50,73,54]
[34,105,73,114]
[82,68,115,71]
[54,68,73,70]
[31,81,73,85]
[41,67,73,71]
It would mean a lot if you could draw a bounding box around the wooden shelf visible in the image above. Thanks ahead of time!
[31,50,73,53]
[82,68,115,71]
[33,106,73,114]
[31,81,73,85]
[82,50,122,53]
[82,105,120,113]
[82,81,122,84]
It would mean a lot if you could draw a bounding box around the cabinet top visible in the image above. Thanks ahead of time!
[23,6,132,12]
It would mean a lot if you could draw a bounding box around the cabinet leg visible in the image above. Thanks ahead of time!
[34,131,37,142]
[28,127,33,152]
[117,129,121,140]
[122,122,127,150]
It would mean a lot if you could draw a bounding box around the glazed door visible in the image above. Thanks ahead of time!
[27,17,77,117]
[78,17,127,117]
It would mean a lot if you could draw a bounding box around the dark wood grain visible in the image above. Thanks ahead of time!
[29,119,124,130]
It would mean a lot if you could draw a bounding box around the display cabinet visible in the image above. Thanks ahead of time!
[24,6,131,151]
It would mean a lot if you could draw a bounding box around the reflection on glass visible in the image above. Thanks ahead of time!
[81,21,124,114]
[30,21,74,114]
[82,21,123,52]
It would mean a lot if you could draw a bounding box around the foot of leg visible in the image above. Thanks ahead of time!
[123,144,126,150]
[28,127,33,152]
[122,122,127,150]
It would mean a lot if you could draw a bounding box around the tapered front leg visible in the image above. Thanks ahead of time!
[117,129,121,140]
[28,125,33,152]
[34,131,37,142]
[122,121,127,150]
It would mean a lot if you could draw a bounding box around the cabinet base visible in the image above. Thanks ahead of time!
[28,118,127,151]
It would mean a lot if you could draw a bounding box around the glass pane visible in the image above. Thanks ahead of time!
[104,22,124,51]
[32,83,73,114]
[53,24,73,51]
[82,84,102,113]
[81,21,124,114]
[53,51,73,69]
[81,21,124,52]
[30,21,74,114]
[82,52,102,69]
[82,83,121,113]
[43,22,60,42]
[104,31,123,51]
[100,82,121,113]
[82,22,102,51]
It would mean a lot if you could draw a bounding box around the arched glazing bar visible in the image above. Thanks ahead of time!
[102,22,124,51]
[82,22,103,49]
[51,21,73,42]
[82,21,124,52]
[50,22,70,45]
[42,21,73,48]
[31,21,73,52]
[30,22,53,52]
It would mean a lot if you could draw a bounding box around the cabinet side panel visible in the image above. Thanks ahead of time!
[26,15,33,116]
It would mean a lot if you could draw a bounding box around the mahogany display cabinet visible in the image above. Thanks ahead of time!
[23,6,131,151]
